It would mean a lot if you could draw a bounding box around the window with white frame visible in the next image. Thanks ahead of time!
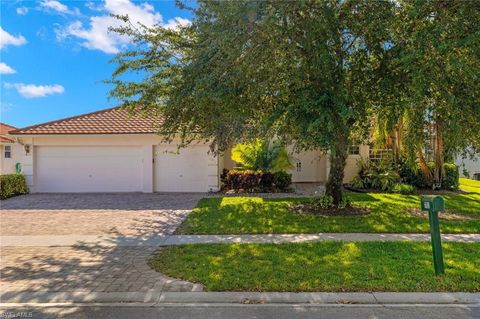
[4,145,12,158]
[369,149,392,162]
[348,144,360,155]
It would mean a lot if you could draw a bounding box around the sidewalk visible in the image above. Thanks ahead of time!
[2,233,480,247]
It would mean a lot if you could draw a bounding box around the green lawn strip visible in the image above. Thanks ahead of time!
[460,178,480,194]
[176,191,480,234]
[149,242,480,292]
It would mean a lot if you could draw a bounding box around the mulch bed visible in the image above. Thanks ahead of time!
[289,203,371,217]
[406,208,479,221]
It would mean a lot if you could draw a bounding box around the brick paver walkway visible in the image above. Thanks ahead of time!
[0,193,203,295]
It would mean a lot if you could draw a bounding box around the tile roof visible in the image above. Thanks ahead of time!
[10,107,163,135]
[0,136,15,143]
[0,122,17,135]
[0,123,17,143]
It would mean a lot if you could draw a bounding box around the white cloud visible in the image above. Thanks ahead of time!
[163,17,191,31]
[85,1,103,12]
[40,0,80,16]
[0,63,16,74]
[16,7,29,15]
[40,0,68,13]
[56,0,190,54]
[4,83,65,98]
[0,27,27,50]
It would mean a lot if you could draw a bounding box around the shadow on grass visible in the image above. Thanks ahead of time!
[177,193,480,235]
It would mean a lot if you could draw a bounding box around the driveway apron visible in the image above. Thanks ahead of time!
[0,193,204,295]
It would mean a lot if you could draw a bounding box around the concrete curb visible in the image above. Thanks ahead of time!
[1,291,478,305]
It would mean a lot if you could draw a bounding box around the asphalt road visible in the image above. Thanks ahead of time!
[1,304,479,319]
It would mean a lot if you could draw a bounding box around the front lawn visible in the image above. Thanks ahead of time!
[460,177,480,194]
[149,242,480,292]
[177,179,480,234]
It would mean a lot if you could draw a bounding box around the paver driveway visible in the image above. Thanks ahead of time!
[0,193,203,296]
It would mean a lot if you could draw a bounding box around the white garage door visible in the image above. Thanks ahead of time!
[154,145,218,192]
[35,146,143,192]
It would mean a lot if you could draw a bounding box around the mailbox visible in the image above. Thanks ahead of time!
[420,195,445,275]
[421,196,445,213]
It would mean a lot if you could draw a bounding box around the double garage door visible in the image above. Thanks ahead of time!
[35,145,217,193]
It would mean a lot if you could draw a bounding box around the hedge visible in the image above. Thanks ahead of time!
[220,169,292,192]
[0,174,29,199]
[399,162,459,190]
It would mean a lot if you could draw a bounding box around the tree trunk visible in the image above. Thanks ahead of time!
[395,116,405,162]
[418,148,433,188]
[433,118,445,188]
[325,135,349,206]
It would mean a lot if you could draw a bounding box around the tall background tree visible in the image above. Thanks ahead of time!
[109,0,395,206]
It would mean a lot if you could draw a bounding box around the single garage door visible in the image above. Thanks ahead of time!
[35,146,143,192]
[154,145,218,192]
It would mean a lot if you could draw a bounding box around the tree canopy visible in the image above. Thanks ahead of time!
[109,0,396,204]
[109,0,480,203]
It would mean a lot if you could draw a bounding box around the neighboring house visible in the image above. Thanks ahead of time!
[10,107,368,193]
[0,123,27,175]
[456,152,480,179]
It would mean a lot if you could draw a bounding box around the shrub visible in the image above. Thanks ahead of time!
[220,169,292,192]
[309,194,351,209]
[391,183,416,195]
[354,158,459,192]
[0,174,29,199]
[371,171,400,191]
[220,169,261,192]
[397,160,459,190]
[231,139,293,172]
[310,194,333,208]
[397,159,429,189]
[351,176,365,189]
[442,163,459,190]
[272,171,292,191]
[353,158,400,191]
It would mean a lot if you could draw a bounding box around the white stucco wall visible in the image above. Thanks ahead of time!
[343,145,370,183]
[288,149,327,183]
[0,143,29,175]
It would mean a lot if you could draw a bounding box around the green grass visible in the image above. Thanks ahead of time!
[177,179,480,234]
[460,177,480,194]
[149,242,480,292]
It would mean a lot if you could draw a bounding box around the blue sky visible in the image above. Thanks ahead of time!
[0,0,192,128]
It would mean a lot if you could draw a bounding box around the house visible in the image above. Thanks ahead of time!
[456,152,480,180]
[9,107,367,193]
[0,123,28,175]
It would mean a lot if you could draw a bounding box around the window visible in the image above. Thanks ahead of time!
[4,145,11,158]
[296,162,302,172]
[369,149,392,162]
[348,144,360,155]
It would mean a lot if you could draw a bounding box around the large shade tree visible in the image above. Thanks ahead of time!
[108,0,396,205]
